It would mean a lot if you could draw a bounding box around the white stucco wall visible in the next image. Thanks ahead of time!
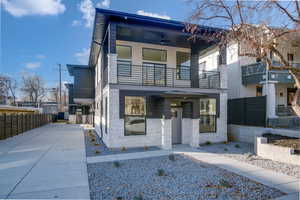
[199,47,219,71]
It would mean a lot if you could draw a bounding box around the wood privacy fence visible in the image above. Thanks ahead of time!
[0,113,52,140]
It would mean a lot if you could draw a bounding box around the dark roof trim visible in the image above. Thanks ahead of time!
[67,64,89,76]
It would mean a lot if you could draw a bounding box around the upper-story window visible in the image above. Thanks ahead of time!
[117,45,132,76]
[142,48,167,62]
[176,52,190,80]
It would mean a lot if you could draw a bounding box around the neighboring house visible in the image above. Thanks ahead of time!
[66,65,94,124]
[87,8,228,149]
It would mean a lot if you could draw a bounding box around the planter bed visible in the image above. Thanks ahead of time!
[87,154,285,200]
[262,133,300,154]
[84,130,160,157]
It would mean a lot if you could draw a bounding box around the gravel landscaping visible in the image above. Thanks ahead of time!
[84,130,160,157]
[87,154,285,200]
[198,141,300,178]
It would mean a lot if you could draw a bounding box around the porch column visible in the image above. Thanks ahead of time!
[263,82,277,118]
[161,119,172,150]
[190,119,200,147]
[190,46,200,88]
[161,99,172,150]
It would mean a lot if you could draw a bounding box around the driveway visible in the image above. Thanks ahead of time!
[0,124,90,199]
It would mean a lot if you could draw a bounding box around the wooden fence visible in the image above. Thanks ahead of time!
[0,113,52,140]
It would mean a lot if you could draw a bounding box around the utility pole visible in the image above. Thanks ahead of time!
[58,64,62,112]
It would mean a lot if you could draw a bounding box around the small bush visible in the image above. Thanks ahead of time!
[219,179,232,188]
[168,154,175,161]
[91,138,96,142]
[224,148,228,151]
[95,150,101,154]
[222,141,228,144]
[114,197,123,200]
[94,143,100,146]
[121,146,126,151]
[205,141,212,145]
[113,161,121,168]
[144,146,149,151]
[133,194,143,200]
[156,169,166,176]
[234,144,240,148]
[88,129,93,134]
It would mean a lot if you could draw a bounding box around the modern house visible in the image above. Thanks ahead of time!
[66,65,94,124]
[87,8,228,149]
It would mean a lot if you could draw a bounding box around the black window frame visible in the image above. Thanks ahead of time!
[142,48,167,62]
[124,96,147,136]
[199,98,217,133]
[176,51,191,80]
[117,45,132,77]
[142,62,167,86]
[105,97,108,134]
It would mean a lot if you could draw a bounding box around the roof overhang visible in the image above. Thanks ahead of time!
[66,64,89,76]
[88,8,225,68]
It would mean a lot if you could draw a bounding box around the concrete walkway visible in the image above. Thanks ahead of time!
[0,124,90,199]
[87,144,299,200]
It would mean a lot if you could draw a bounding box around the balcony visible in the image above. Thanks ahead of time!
[241,61,299,85]
[115,63,220,89]
[72,88,95,104]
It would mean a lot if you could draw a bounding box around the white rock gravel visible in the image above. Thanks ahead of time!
[87,154,285,200]
[198,142,300,178]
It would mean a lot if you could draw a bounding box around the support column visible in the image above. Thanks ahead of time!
[263,82,277,118]
[190,119,200,147]
[161,119,172,150]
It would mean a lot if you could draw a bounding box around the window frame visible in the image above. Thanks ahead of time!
[117,45,132,77]
[176,51,191,80]
[124,96,147,136]
[142,48,167,62]
[199,98,217,133]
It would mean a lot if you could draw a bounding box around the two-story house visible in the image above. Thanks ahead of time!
[86,8,228,149]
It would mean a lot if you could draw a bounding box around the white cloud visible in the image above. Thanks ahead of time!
[78,0,95,28]
[75,48,90,64]
[25,62,41,69]
[1,0,66,17]
[36,54,46,59]
[96,0,110,8]
[71,20,82,26]
[136,10,171,20]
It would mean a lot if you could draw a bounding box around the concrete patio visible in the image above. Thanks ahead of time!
[0,124,90,199]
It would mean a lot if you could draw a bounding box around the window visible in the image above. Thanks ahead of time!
[142,48,167,62]
[199,98,217,133]
[117,45,132,76]
[287,53,294,62]
[124,96,146,136]
[176,52,190,80]
[199,61,206,72]
[142,63,166,86]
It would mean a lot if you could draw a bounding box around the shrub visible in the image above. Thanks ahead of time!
[205,141,212,145]
[113,161,121,168]
[94,143,100,146]
[234,144,240,148]
[168,154,175,161]
[222,141,228,144]
[144,146,149,151]
[156,169,166,176]
[121,146,126,151]
[91,138,96,142]
[114,197,123,200]
[219,179,232,188]
[95,150,101,154]
[224,148,228,151]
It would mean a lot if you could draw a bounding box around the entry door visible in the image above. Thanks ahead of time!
[171,107,182,144]
[287,88,296,106]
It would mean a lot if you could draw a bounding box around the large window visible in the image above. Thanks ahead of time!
[143,48,167,62]
[176,52,190,80]
[199,98,217,133]
[117,45,132,76]
[124,96,146,136]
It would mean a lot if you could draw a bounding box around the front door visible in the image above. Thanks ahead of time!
[171,107,182,144]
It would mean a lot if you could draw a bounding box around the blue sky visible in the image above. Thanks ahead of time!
[1,0,193,88]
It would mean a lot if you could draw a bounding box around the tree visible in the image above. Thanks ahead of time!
[186,0,300,116]
[0,74,17,105]
[20,74,46,105]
